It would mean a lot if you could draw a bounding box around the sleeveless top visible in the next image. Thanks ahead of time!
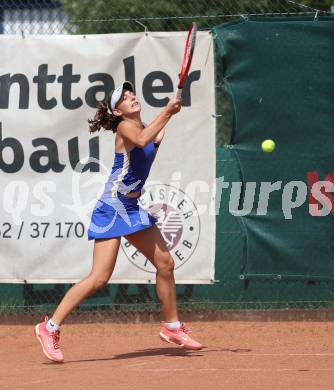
[100,142,156,200]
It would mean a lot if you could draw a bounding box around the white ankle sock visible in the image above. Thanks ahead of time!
[166,321,181,330]
[46,318,60,333]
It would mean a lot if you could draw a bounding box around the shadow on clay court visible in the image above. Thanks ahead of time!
[44,347,252,365]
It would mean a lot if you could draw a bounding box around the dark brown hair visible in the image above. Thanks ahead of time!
[88,100,122,134]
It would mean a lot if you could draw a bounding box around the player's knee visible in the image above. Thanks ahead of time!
[156,254,175,276]
[90,274,109,291]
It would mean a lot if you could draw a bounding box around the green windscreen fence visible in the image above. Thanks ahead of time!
[213,17,334,281]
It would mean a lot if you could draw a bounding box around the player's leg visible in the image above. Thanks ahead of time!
[125,225,177,322]
[35,237,120,362]
[51,237,120,325]
[125,225,202,350]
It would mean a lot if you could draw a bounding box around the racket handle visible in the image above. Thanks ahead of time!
[175,88,182,100]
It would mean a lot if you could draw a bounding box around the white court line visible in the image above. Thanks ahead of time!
[236,353,334,357]
[1,380,51,390]
[26,379,52,384]
[127,362,151,368]
[138,368,333,373]
[229,368,333,372]
[143,368,187,372]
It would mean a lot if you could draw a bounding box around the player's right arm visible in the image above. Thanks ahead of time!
[118,99,181,148]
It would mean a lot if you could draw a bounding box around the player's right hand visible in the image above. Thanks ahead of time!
[166,98,182,115]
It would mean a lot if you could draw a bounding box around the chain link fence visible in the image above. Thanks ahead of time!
[1,0,334,322]
[1,0,332,35]
[0,0,332,145]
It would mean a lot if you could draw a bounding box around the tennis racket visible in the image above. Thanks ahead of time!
[176,22,197,100]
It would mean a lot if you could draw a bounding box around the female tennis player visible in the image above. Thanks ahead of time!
[35,81,203,363]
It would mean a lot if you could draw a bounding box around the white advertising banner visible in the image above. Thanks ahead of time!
[0,31,215,284]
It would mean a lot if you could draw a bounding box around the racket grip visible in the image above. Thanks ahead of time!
[175,88,182,100]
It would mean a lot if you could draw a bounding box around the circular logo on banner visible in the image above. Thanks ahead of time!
[121,184,201,273]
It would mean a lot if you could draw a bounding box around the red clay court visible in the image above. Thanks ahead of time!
[1,320,334,390]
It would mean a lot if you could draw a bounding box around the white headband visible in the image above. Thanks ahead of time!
[109,81,134,110]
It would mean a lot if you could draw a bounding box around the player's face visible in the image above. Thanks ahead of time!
[115,90,141,116]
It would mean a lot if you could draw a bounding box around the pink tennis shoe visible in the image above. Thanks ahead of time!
[159,322,203,350]
[35,317,64,363]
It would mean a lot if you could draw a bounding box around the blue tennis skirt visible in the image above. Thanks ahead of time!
[87,192,157,240]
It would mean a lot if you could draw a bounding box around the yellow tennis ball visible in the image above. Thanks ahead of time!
[261,139,275,153]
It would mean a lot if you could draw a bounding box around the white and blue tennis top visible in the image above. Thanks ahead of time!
[100,142,156,200]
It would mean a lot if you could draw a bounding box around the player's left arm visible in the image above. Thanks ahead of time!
[142,122,165,153]
[153,128,165,151]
